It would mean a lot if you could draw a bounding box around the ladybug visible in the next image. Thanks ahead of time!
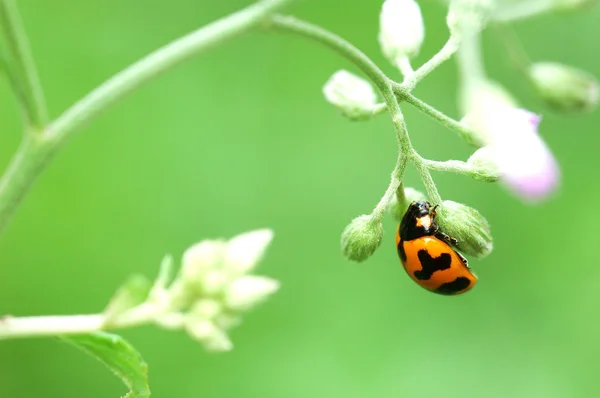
[396,201,477,295]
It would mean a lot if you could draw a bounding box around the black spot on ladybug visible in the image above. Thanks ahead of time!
[435,277,471,295]
[414,250,451,281]
[398,243,407,262]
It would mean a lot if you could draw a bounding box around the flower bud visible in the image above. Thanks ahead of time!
[224,229,274,276]
[389,187,427,221]
[224,276,280,311]
[447,0,493,38]
[181,240,224,288]
[341,215,383,262]
[529,62,599,113]
[379,0,424,62]
[467,147,501,182]
[184,318,233,352]
[463,81,560,201]
[323,70,379,121]
[435,201,493,258]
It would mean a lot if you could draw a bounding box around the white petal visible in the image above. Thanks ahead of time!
[181,240,225,282]
[225,276,280,311]
[202,328,233,352]
[224,229,274,275]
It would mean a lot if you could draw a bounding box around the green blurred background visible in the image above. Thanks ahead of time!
[1,0,599,397]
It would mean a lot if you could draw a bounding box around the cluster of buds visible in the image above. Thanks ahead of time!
[329,0,597,264]
[103,230,279,352]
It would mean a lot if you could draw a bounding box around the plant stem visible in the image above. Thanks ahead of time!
[370,87,411,221]
[398,88,483,146]
[0,136,53,232]
[0,302,156,339]
[421,158,472,175]
[266,14,391,91]
[0,0,48,128]
[46,0,295,143]
[0,0,295,236]
[408,37,458,86]
[396,56,414,78]
[413,156,443,205]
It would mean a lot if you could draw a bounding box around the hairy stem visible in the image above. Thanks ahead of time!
[398,88,483,147]
[370,87,411,221]
[413,156,443,205]
[266,14,392,92]
[408,37,458,86]
[47,0,295,143]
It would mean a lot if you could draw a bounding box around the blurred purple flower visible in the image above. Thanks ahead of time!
[486,108,560,201]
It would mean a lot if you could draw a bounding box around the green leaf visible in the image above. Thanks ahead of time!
[63,332,151,398]
[104,275,151,323]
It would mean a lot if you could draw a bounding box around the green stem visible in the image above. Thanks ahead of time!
[0,0,48,128]
[413,155,443,205]
[47,0,295,143]
[370,87,411,221]
[407,37,458,87]
[0,0,296,236]
[0,136,53,232]
[399,89,483,147]
[421,158,472,175]
[266,14,391,91]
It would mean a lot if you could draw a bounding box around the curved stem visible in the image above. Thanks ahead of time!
[407,37,458,87]
[46,0,295,143]
[413,154,443,205]
[421,158,472,175]
[266,14,392,92]
[370,87,411,221]
[398,88,483,147]
[0,0,295,236]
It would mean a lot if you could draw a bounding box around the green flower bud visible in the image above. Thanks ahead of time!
[389,187,427,221]
[435,201,493,258]
[341,215,383,262]
[467,146,501,182]
[529,62,599,113]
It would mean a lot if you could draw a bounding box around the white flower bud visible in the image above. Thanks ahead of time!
[181,240,225,283]
[323,70,379,120]
[190,299,222,320]
[379,0,424,62]
[224,229,274,276]
[184,318,233,352]
[447,0,493,38]
[529,62,599,113]
[224,276,280,311]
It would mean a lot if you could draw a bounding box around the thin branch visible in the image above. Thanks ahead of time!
[266,14,391,91]
[0,0,296,236]
[0,0,48,128]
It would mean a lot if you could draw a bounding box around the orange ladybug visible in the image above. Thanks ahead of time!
[396,201,477,295]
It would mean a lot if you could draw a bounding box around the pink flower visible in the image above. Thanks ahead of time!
[481,108,560,201]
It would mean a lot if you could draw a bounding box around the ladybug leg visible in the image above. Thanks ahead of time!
[435,231,459,247]
[456,251,469,268]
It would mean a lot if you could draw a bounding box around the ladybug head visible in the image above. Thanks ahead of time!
[400,201,436,240]
[407,201,432,218]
